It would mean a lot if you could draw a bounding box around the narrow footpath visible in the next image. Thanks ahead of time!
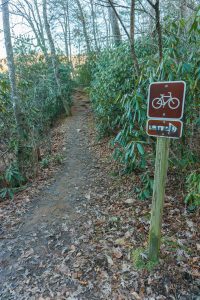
[0,90,109,299]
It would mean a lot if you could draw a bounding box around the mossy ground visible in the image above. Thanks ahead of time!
[132,247,159,271]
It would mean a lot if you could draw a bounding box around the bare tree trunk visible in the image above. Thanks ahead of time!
[42,0,59,89]
[102,7,110,47]
[1,0,29,175]
[130,0,140,75]
[33,0,49,61]
[147,0,163,61]
[58,0,70,60]
[108,0,122,46]
[66,0,72,62]
[75,0,91,53]
[149,3,155,33]
[154,0,163,61]
[107,0,139,74]
[60,11,69,58]
[42,0,71,116]
[89,0,99,51]
[62,20,69,58]
[180,0,187,18]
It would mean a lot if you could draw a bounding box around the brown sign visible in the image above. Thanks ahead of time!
[147,119,183,138]
[147,81,186,119]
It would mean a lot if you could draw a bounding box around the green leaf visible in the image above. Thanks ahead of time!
[182,63,192,73]
[137,143,145,155]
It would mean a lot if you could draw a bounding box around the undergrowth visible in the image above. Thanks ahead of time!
[0,36,73,200]
[89,15,200,208]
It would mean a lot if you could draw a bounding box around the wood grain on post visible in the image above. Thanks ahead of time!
[149,137,170,261]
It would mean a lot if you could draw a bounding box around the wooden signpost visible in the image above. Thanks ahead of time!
[147,81,186,261]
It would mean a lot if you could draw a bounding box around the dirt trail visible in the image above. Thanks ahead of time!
[0,90,107,299]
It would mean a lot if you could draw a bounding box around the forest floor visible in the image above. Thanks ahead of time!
[0,90,199,300]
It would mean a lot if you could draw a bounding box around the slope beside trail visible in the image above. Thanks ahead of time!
[0,90,199,300]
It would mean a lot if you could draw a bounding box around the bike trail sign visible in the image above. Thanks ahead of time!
[147,81,186,262]
[147,119,183,138]
[147,81,186,120]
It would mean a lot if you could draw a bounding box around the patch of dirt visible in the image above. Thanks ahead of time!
[0,89,199,300]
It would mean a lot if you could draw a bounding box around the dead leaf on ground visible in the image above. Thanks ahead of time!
[113,248,123,259]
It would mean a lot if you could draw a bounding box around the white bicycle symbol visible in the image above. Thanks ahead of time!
[152,92,180,110]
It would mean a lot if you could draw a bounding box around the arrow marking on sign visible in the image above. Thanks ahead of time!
[149,123,178,134]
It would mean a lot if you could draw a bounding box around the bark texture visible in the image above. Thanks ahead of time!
[147,0,163,61]
[130,0,140,75]
[155,0,163,61]
[75,0,91,53]
[108,0,122,46]
[1,0,29,175]
[180,0,187,18]
[89,0,99,51]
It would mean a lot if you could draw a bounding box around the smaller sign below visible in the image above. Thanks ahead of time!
[146,119,183,138]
